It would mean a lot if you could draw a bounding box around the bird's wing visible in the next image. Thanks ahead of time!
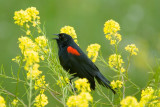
[67,52,98,89]
[69,53,115,93]
[68,51,99,77]
[67,44,100,75]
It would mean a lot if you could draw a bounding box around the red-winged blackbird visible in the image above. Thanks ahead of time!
[54,33,115,94]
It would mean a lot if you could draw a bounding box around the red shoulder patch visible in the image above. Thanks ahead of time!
[67,46,80,56]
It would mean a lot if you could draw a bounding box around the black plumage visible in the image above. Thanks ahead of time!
[54,33,115,94]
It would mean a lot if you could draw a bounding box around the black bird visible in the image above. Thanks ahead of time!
[54,33,115,94]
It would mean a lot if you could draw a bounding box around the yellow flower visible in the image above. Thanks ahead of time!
[18,36,49,80]
[26,23,30,28]
[35,36,49,54]
[13,7,40,27]
[67,92,93,107]
[105,34,112,40]
[11,99,18,106]
[120,96,139,107]
[37,27,41,33]
[67,79,92,107]
[13,9,31,26]
[120,67,125,73]
[57,76,69,87]
[139,87,154,106]
[0,96,6,107]
[18,36,36,53]
[18,36,41,77]
[26,7,40,20]
[125,44,139,55]
[35,36,48,48]
[34,75,48,93]
[34,94,48,107]
[108,54,124,69]
[115,33,122,42]
[24,50,40,66]
[110,39,116,45]
[26,30,31,35]
[104,19,120,34]
[106,33,122,45]
[27,69,41,80]
[60,26,78,44]
[74,78,91,92]
[26,63,42,79]
[40,55,45,60]
[141,87,154,99]
[110,80,123,89]
[104,20,122,45]
[12,55,21,64]
[86,43,101,62]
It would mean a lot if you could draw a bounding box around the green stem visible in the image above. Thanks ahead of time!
[15,55,24,97]
[0,89,27,107]
[0,74,25,83]
[115,44,125,99]
[122,74,140,89]
[115,44,118,54]
[47,88,66,106]
[36,23,46,36]
[98,56,119,73]
[96,82,114,107]
[121,74,125,99]
[28,69,33,107]
[125,53,132,77]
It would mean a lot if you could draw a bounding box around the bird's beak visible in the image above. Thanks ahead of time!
[52,34,59,40]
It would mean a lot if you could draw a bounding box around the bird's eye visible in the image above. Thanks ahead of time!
[59,34,64,39]
[61,35,67,40]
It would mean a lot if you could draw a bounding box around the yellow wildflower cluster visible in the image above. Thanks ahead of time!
[108,54,125,72]
[74,78,91,92]
[35,75,48,93]
[110,80,123,89]
[66,78,93,107]
[0,96,6,107]
[12,55,21,64]
[120,87,160,107]
[104,19,120,34]
[13,7,48,107]
[120,96,139,107]
[104,19,121,45]
[17,36,48,79]
[57,76,70,87]
[35,36,49,54]
[34,94,48,107]
[35,36,48,49]
[11,99,18,106]
[14,7,41,36]
[26,63,42,80]
[34,76,48,106]
[67,92,93,107]
[125,44,139,56]
[60,26,78,44]
[18,36,36,53]
[139,87,160,106]
[86,43,101,62]
[13,7,40,27]
[18,36,49,106]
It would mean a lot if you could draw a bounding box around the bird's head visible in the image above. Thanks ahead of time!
[53,33,74,47]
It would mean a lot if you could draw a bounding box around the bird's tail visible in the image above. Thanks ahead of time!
[95,72,116,94]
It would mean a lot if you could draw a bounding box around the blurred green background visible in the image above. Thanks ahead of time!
[0,0,160,106]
